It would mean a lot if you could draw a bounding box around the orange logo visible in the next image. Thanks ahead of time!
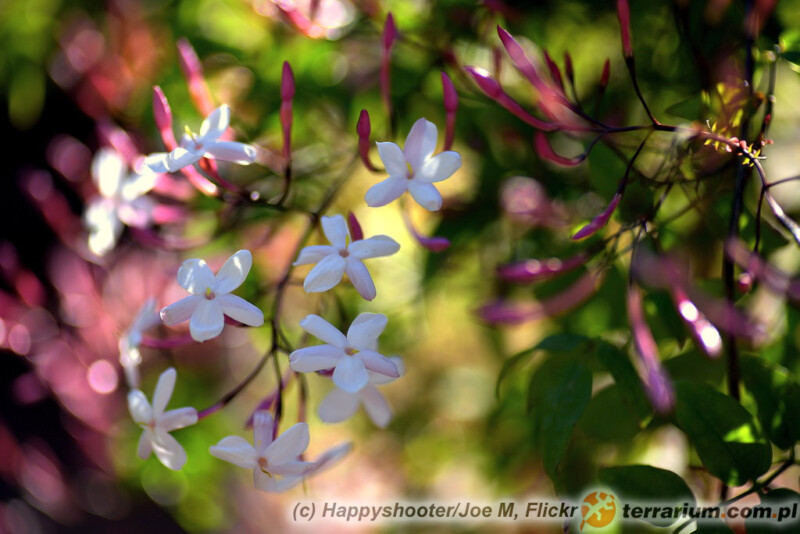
[580,491,616,530]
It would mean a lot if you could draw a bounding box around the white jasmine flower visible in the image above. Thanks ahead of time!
[289,313,399,393]
[319,357,404,428]
[128,367,197,470]
[144,105,256,174]
[119,297,161,389]
[85,148,157,256]
[365,118,461,211]
[294,215,399,300]
[209,411,313,492]
[160,250,264,342]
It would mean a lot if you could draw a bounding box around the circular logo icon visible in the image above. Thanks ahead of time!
[580,491,616,530]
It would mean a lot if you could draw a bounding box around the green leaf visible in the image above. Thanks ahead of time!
[528,357,592,481]
[665,93,705,122]
[595,342,651,422]
[599,465,695,527]
[674,381,772,486]
[693,518,735,533]
[496,333,590,397]
[578,386,641,443]
[746,489,800,534]
[741,356,800,449]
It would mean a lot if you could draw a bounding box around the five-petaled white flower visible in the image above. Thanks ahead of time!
[294,215,400,301]
[290,313,399,393]
[319,357,404,428]
[128,367,198,471]
[365,118,461,211]
[209,411,352,493]
[119,297,161,389]
[160,250,264,342]
[85,148,157,256]
[144,105,256,174]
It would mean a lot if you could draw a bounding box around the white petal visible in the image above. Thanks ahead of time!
[266,423,310,465]
[204,141,257,165]
[159,407,198,431]
[408,181,443,211]
[306,442,353,476]
[213,250,252,294]
[302,254,346,293]
[348,235,400,259]
[117,196,155,228]
[177,259,216,294]
[345,259,376,301]
[92,148,126,197]
[364,176,407,207]
[299,315,347,347]
[252,411,274,452]
[333,356,369,393]
[289,345,343,372]
[218,294,264,326]
[209,436,258,469]
[199,104,230,141]
[160,295,202,325]
[293,245,336,266]
[86,203,122,256]
[361,387,392,428]
[270,460,314,476]
[152,367,177,417]
[359,349,399,378]
[403,118,438,170]
[165,147,202,172]
[152,430,188,470]
[416,151,461,183]
[370,356,405,385]
[254,472,302,493]
[120,171,157,201]
[189,299,225,342]
[142,153,170,174]
[128,389,152,424]
[318,388,360,423]
[376,142,407,177]
[320,215,349,249]
[138,430,153,459]
[346,313,388,350]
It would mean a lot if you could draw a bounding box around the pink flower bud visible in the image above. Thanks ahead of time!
[347,212,364,242]
[281,62,294,161]
[177,38,214,115]
[464,65,501,99]
[617,0,633,58]
[441,71,458,112]
[281,61,295,101]
[357,109,378,171]
[383,12,398,50]
[600,59,611,87]
[572,193,621,240]
[564,52,574,85]
[542,49,564,90]
[153,86,177,150]
[496,26,548,93]
[497,253,587,284]
[402,210,450,252]
[534,131,586,167]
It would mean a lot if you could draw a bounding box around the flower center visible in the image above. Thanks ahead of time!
[345,347,358,356]
[204,287,216,300]
[339,249,350,258]
[406,162,415,180]
[257,457,273,477]
[185,126,202,149]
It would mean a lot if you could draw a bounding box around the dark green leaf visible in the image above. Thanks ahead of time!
[578,386,641,443]
[528,357,592,480]
[674,381,772,486]
[599,465,694,527]
[741,356,800,449]
[746,489,800,534]
[595,342,651,422]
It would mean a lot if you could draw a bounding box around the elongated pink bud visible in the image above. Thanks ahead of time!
[381,13,397,118]
[672,287,722,358]
[357,109,378,171]
[442,71,458,150]
[496,26,547,93]
[617,0,633,58]
[383,12,397,50]
[347,212,364,242]
[480,270,602,324]
[600,59,611,88]
[497,253,586,284]
[153,86,177,150]
[465,66,556,131]
[542,49,564,90]
[627,285,675,414]
[725,238,792,296]
[572,193,621,240]
[281,61,294,161]
[402,210,450,252]
[535,131,586,167]
[177,39,214,115]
